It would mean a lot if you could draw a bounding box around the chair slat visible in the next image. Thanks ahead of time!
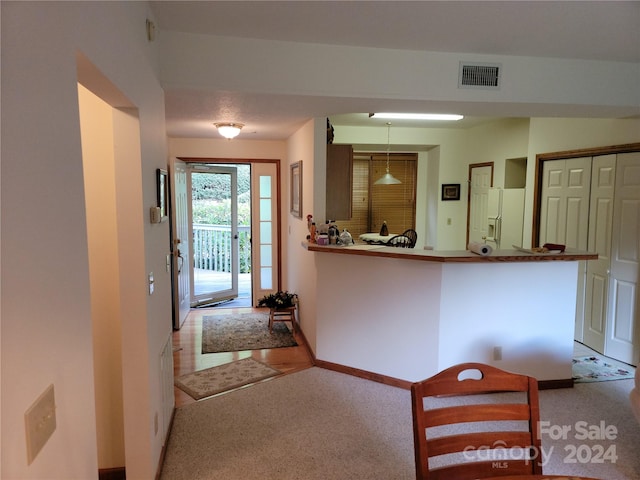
[429,459,535,480]
[422,403,530,427]
[426,431,533,457]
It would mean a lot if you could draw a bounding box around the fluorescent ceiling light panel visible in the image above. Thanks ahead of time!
[370,113,463,121]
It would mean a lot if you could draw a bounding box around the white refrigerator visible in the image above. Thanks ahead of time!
[486,188,525,249]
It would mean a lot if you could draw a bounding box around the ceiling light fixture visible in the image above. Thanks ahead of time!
[369,113,463,121]
[374,122,401,185]
[214,122,244,139]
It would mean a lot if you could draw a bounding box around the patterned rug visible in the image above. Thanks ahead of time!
[572,355,636,383]
[175,357,281,400]
[202,313,298,354]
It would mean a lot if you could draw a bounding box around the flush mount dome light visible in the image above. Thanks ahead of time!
[369,113,463,121]
[214,122,244,139]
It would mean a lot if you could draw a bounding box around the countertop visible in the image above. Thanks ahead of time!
[304,242,597,263]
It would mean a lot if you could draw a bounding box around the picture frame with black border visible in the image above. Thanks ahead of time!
[441,183,460,201]
[156,168,169,221]
[290,161,302,218]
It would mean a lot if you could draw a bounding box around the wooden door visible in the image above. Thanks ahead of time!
[467,164,493,245]
[170,158,191,329]
[583,155,616,353]
[606,152,640,365]
[540,157,591,340]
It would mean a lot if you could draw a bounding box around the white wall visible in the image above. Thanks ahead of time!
[1,2,169,478]
[160,31,639,119]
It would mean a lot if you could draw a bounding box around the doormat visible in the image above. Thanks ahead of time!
[572,355,636,383]
[202,313,298,354]
[175,357,281,400]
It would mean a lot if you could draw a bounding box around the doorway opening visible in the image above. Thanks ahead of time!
[189,164,251,308]
[170,158,281,328]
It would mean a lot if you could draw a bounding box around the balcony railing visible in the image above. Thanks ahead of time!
[193,224,251,273]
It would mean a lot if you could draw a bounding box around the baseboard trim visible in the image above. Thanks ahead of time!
[314,359,412,390]
[98,467,125,480]
[539,378,574,390]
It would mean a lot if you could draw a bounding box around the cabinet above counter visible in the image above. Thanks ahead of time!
[304,242,597,263]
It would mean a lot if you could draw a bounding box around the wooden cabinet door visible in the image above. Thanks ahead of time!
[326,144,353,220]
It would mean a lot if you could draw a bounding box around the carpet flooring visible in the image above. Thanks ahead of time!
[572,355,636,383]
[201,313,297,353]
[161,368,640,480]
[174,357,281,400]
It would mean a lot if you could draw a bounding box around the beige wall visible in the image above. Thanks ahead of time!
[79,84,126,469]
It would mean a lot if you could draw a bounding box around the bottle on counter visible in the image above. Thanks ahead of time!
[309,222,317,243]
[380,221,389,236]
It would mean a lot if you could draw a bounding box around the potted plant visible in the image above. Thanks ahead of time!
[257,290,298,310]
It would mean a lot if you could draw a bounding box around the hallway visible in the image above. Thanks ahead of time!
[172,306,314,407]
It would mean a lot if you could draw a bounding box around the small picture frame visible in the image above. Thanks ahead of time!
[156,168,169,222]
[290,161,302,218]
[441,183,460,201]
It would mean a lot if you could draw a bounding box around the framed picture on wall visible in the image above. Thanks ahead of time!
[441,183,460,201]
[157,168,169,221]
[290,161,302,218]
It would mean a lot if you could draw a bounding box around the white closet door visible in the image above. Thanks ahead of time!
[540,157,591,248]
[583,155,616,353]
[606,152,640,365]
[540,157,592,341]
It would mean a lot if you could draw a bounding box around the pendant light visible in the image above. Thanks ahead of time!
[374,122,401,185]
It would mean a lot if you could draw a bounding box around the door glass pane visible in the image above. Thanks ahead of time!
[260,245,272,266]
[260,221,272,243]
[260,199,272,220]
[261,267,273,290]
[260,176,271,196]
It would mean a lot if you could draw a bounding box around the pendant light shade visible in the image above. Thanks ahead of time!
[374,122,401,185]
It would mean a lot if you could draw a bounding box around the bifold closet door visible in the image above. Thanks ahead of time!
[539,157,591,342]
[583,155,616,354]
[606,152,640,365]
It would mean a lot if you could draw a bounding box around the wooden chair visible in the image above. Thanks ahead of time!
[411,363,543,480]
[386,234,413,248]
[402,229,418,248]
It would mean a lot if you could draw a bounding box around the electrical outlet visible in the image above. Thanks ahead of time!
[447,218,452,225]
[25,384,56,464]
[148,272,154,295]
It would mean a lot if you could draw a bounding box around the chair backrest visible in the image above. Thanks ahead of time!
[386,234,412,248]
[411,363,542,480]
[402,229,418,247]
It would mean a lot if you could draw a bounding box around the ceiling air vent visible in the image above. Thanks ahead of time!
[458,62,501,89]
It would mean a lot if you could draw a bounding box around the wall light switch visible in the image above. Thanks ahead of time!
[25,384,56,465]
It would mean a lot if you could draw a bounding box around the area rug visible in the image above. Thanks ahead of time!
[572,355,635,383]
[202,313,297,354]
[174,357,282,400]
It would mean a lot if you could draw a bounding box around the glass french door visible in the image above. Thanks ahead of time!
[188,165,239,306]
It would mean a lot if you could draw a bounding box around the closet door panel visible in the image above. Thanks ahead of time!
[606,152,640,365]
[583,154,616,353]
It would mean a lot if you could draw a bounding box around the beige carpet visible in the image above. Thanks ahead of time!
[174,357,281,400]
[161,368,640,480]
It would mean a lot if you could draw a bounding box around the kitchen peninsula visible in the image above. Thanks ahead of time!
[305,242,597,387]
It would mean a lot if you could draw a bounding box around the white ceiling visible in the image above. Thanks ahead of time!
[151,1,640,140]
